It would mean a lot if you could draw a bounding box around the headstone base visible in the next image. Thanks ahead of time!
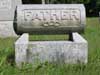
[15,33,88,67]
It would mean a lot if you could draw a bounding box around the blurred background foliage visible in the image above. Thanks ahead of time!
[22,0,100,17]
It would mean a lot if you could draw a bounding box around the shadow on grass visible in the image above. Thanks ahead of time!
[6,51,15,66]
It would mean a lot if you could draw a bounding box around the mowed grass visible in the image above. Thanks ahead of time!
[29,34,68,41]
[0,17,100,75]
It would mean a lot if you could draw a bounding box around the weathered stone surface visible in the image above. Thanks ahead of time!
[0,21,17,38]
[0,0,22,21]
[15,4,86,34]
[0,0,22,38]
[15,33,29,67]
[15,33,88,67]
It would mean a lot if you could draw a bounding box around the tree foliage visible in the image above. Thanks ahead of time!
[47,0,90,4]
[22,0,100,16]
[47,0,100,16]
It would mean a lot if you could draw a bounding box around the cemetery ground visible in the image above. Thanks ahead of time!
[0,17,100,75]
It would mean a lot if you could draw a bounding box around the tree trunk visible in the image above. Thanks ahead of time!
[42,0,45,4]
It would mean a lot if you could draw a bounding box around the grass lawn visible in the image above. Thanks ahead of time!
[0,17,100,75]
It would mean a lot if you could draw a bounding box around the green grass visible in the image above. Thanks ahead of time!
[0,17,100,75]
[29,34,68,41]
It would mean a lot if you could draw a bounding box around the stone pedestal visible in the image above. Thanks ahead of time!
[15,33,88,67]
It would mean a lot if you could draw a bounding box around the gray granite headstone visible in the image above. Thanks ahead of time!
[15,4,86,34]
[0,0,22,38]
[0,0,22,20]
[14,4,88,68]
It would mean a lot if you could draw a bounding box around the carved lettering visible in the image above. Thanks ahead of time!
[23,9,80,27]
[61,10,70,20]
[0,0,11,10]
[71,10,80,20]
[24,11,33,21]
[50,10,60,21]
[43,22,60,27]
[40,10,50,21]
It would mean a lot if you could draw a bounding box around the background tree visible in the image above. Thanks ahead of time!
[22,0,100,17]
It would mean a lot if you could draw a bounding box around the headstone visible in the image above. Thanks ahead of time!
[15,4,86,34]
[0,0,22,38]
[15,4,88,68]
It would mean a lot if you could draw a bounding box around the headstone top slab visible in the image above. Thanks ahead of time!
[15,4,86,34]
